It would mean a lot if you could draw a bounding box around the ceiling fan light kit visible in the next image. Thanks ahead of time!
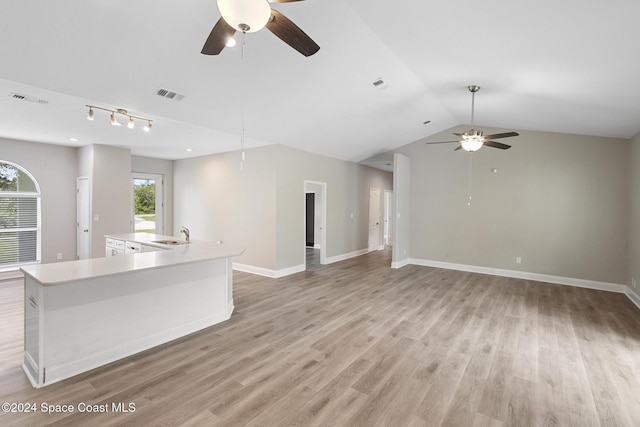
[217,0,271,33]
[460,130,485,152]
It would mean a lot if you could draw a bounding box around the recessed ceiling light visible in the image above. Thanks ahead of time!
[185,148,193,152]
[69,138,79,142]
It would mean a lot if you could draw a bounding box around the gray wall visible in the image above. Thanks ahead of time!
[274,145,392,269]
[173,146,278,270]
[394,125,628,284]
[0,137,77,264]
[79,145,132,258]
[392,153,411,268]
[629,131,640,294]
[173,144,393,273]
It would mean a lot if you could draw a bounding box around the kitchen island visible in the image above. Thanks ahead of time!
[21,233,244,388]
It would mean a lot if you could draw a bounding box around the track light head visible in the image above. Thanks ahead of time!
[144,121,152,132]
[127,117,135,129]
[110,112,120,126]
[87,107,94,121]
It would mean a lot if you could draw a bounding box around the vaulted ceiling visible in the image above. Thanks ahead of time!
[1,0,639,163]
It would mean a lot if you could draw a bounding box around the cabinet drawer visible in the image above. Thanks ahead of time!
[106,238,125,249]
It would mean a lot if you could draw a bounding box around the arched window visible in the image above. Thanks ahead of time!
[0,161,41,268]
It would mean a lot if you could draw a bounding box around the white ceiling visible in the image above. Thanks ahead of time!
[1,0,639,163]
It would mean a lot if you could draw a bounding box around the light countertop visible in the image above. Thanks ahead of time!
[21,233,244,286]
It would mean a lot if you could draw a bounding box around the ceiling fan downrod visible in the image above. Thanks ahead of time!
[468,85,480,131]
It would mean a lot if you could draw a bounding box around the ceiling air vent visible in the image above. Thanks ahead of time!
[372,78,388,90]
[155,88,184,101]
[9,92,49,105]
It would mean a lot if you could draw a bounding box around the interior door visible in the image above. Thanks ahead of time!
[384,190,393,247]
[368,188,380,252]
[76,177,90,259]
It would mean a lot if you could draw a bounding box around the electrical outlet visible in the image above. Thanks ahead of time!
[516,256,522,264]
[57,253,63,260]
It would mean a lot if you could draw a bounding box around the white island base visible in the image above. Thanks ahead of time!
[21,238,242,388]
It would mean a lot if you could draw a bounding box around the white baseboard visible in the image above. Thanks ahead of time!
[234,249,371,278]
[408,258,626,293]
[233,263,305,279]
[626,287,640,310]
[325,249,368,265]
[391,258,410,269]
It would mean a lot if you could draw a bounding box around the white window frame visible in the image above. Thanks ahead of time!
[0,161,41,271]
[131,173,164,235]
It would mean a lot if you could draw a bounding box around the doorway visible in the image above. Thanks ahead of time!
[76,177,90,260]
[132,173,164,235]
[368,188,381,252]
[384,190,393,247]
[304,181,326,270]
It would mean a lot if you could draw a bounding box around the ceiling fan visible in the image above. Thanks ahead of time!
[427,85,519,152]
[201,0,320,57]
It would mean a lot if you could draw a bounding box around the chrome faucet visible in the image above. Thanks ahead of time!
[180,226,190,242]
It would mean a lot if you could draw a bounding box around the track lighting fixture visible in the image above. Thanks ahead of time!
[86,105,152,132]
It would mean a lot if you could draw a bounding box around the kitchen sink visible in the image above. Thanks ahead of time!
[152,239,190,245]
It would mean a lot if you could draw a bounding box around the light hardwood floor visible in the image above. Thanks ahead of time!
[1,249,640,426]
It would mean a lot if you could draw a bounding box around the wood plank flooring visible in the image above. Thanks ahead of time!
[1,249,640,426]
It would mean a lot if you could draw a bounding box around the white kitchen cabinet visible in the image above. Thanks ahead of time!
[106,238,166,256]
[105,237,125,256]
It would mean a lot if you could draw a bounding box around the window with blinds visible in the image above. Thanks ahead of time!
[0,161,41,268]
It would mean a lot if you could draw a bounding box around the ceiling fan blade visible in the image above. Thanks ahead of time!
[484,131,519,140]
[266,9,320,57]
[201,17,236,55]
[454,145,463,151]
[425,141,459,145]
[483,141,511,150]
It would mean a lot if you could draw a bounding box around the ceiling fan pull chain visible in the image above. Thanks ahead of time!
[468,153,473,207]
[241,30,246,60]
[240,31,247,171]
